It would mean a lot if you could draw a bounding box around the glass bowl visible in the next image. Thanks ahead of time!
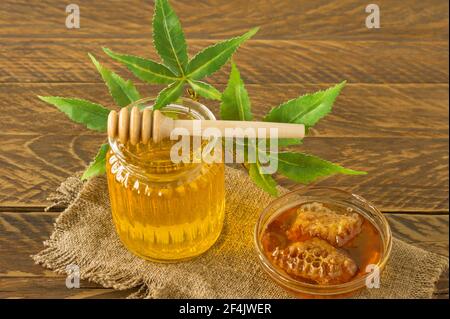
[254,187,392,298]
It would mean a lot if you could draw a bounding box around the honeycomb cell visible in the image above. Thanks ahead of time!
[286,202,363,247]
[270,238,358,285]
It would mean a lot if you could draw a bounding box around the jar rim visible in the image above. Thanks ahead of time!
[254,186,393,296]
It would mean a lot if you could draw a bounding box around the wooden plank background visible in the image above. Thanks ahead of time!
[0,0,448,298]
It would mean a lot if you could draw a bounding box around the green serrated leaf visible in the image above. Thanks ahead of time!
[81,143,109,180]
[264,81,346,128]
[255,138,302,150]
[220,62,253,121]
[103,48,179,84]
[188,80,222,101]
[153,0,188,76]
[154,80,186,110]
[38,96,109,132]
[277,138,302,147]
[276,152,366,184]
[235,138,278,196]
[249,161,278,196]
[89,53,141,108]
[187,27,259,80]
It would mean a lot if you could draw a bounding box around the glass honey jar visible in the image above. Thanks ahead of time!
[106,98,225,262]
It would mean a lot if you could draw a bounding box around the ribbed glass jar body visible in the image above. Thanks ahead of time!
[106,98,225,262]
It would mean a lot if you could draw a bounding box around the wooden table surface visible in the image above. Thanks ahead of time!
[0,0,448,299]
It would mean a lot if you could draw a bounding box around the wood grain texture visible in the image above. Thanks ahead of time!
[1,276,446,299]
[0,0,447,41]
[0,134,102,207]
[0,39,448,84]
[0,83,447,210]
[0,212,447,299]
[0,134,447,211]
[234,147,449,215]
[0,83,448,138]
[0,0,448,299]
[387,214,449,253]
[0,277,132,299]
[281,137,449,212]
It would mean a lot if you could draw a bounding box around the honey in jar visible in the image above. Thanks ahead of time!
[106,99,225,262]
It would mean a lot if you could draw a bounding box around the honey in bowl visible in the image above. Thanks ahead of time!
[261,202,383,286]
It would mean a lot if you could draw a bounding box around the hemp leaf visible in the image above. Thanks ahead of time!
[153,0,188,76]
[220,62,365,195]
[221,62,253,121]
[187,80,222,101]
[85,55,143,177]
[103,48,178,84]
[249,161,278,196]
[88,53,141,108]
[81,143,109,180]
[39,53,144,179]
[37,0,367,190]
[264,81,346,129]
[276,152,366,184]
[186,27,259,81]
[262,82,346,147]
[154,80,186,110]
[220,62,278,195]
[37,96,110,132]
[104,0,258,109]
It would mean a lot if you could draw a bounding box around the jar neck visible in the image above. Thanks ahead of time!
[109,140,203,184]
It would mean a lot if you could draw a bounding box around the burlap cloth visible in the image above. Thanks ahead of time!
[33,167,448,299]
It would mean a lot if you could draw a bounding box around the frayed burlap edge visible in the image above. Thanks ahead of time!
[33,173,175,299]
[411,250,448,299]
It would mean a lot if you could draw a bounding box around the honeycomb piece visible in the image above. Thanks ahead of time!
[270,238,358,285]
[287,202,363,247]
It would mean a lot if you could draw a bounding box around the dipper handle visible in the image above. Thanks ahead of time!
[108,107,305,144]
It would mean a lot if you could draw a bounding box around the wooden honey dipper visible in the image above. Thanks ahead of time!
[108,106,306,145]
